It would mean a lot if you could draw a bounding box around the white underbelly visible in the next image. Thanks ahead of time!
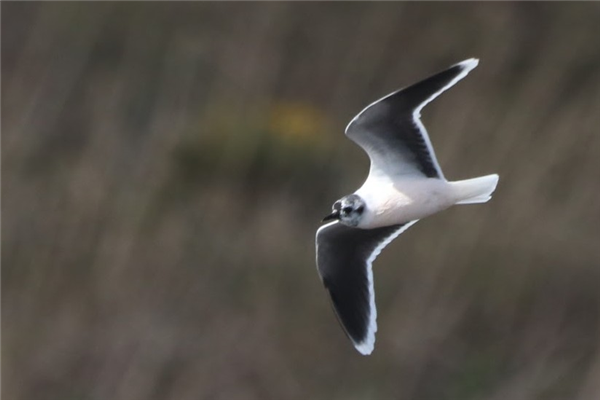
[355,178,455,228]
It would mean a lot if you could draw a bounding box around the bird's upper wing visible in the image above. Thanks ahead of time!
[345,59,479,181]
[315,220,418,355]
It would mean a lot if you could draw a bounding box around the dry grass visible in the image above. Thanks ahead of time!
[3,2,600,399]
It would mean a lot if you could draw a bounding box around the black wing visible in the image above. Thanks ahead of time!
[315,220,418,355]
[345,59,479,180]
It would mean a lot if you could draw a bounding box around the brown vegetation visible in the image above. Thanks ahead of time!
[3,2,600,399]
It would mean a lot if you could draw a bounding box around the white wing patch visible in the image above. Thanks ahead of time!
[353,220,419,355]
[410,59,479,180]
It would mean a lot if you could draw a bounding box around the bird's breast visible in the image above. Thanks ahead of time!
[356,178,454,228]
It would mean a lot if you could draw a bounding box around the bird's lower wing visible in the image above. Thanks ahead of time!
[315,220,418,355]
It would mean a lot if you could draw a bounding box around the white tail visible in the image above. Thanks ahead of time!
[451,174,499,204]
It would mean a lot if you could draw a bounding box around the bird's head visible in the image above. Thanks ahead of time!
[322,194,366,227]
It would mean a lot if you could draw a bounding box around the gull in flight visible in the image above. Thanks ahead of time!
[315,59,498,355]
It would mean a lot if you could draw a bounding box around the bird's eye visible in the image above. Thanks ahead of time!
[342,206,352,214]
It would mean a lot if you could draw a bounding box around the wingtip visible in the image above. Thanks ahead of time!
[457,58,479,71]
[355,340,375,356]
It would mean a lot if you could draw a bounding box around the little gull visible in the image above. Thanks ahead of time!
[316,58,498,355]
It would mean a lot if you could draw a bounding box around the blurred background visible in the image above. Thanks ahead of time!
[3,2,600,400]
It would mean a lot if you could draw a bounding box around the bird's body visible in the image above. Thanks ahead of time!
[356,173,498,229]
[315,58,499,355]
[355,176,454,229]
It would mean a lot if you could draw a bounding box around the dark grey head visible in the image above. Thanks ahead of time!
[322,194,366,227]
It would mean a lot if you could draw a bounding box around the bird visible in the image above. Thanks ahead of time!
[315,58,499,355]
